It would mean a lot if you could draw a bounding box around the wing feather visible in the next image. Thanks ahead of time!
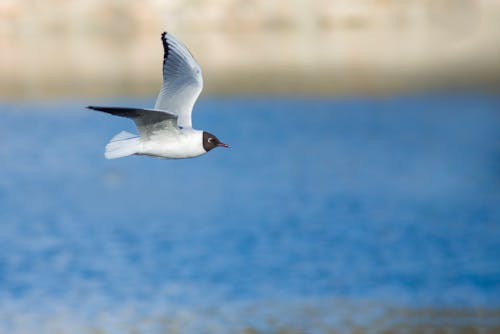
[154,32,203,128]
[87,106,178,138]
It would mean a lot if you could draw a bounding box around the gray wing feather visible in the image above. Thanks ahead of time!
[154,32,203,128]
[87,106,178,138]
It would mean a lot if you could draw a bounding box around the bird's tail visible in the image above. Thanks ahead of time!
[105,131,142,159]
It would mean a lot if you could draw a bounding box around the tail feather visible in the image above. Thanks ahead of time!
[105,131,141,159]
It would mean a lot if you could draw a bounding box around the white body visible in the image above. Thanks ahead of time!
[140,129,205,159]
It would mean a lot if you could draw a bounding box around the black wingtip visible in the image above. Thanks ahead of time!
[161,31,169,65]
[87,106,106,112]
[161,32,168,46]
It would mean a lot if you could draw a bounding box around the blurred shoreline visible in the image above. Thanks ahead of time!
[1,298,499,333]
[1,1,500,99]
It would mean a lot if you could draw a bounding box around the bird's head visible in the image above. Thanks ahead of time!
[202,131,229,152]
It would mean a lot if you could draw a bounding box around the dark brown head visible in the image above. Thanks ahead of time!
[203,131,229,152]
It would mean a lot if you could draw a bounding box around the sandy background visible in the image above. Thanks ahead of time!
[1,0,500,98]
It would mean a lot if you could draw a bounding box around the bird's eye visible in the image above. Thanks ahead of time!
[208,138,214,143]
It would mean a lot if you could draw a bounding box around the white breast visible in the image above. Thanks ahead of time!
[140,129,206,159]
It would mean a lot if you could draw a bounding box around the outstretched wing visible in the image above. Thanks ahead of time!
[154,32,203,129]
[88,106,178,138]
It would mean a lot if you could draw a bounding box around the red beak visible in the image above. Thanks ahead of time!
[217,142,230,148]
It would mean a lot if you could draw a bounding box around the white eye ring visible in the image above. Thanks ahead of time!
[208,138,214,143]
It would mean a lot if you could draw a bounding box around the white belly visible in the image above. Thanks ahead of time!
[139,129,206,159]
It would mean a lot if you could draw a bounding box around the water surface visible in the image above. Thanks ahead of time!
[0,95,499,332]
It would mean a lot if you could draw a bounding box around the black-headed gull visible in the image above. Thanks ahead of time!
[88,32,229,159]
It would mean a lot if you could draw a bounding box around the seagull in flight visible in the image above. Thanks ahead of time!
[88,32,229,159]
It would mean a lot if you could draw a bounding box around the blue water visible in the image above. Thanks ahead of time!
[0,95,499,332]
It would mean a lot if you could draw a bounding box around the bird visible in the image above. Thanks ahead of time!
[87,32,229,159]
